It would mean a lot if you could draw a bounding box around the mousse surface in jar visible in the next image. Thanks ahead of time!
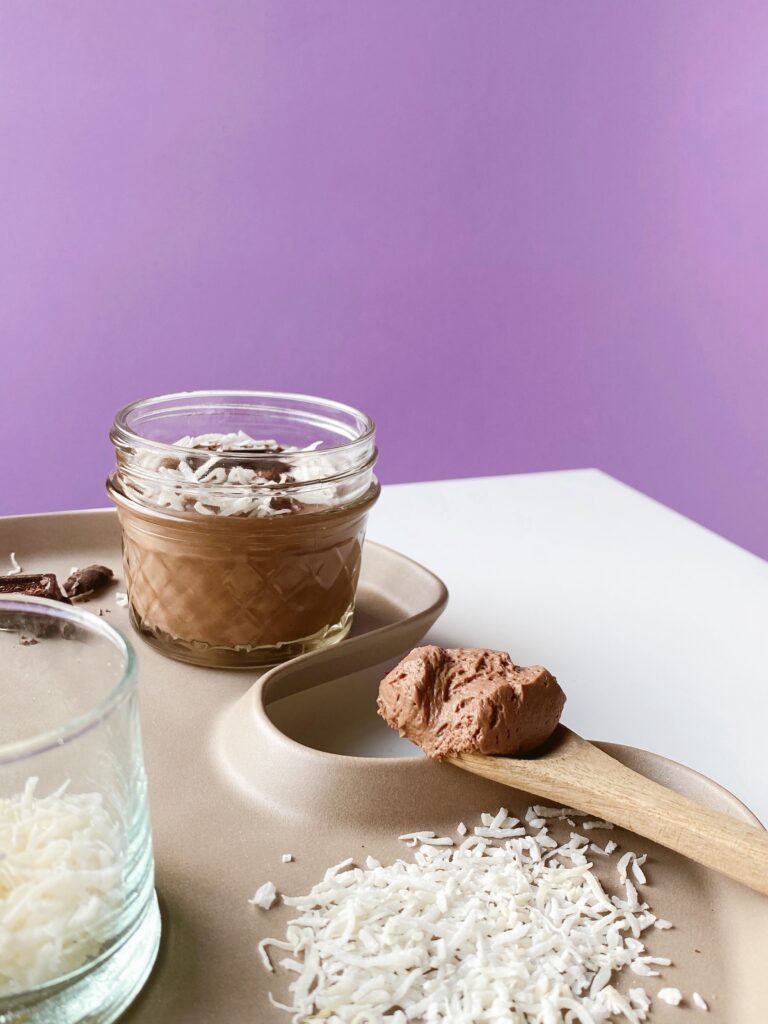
[108,393,379,668]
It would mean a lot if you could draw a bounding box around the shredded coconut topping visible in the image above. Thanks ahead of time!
[6,552,22,576]
[692,991,709,1011]
[0,778,122,995]
[255,806,696,1022]
[121,431,350,518]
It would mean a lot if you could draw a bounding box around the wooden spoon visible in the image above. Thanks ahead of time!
[447,726,768,897]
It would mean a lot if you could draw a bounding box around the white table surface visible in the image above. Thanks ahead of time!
[369,469,768,825]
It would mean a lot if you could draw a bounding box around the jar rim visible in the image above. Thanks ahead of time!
[110,389,376,462]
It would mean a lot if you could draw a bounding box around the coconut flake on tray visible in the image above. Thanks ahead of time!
[255,804,698,1023]
[5,552,22,576]
[123,431,350,518]
[249,881,277,910]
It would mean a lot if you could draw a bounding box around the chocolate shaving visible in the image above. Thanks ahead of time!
[0,573,70,603]
[0,573,73,638]
[63,564,115,602]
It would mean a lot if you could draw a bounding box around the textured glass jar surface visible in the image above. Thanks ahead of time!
[0,597,159,1024]
[108,391,379,668]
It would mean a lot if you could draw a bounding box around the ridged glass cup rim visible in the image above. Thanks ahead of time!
[110,389,377,470]
[0,596,137,766]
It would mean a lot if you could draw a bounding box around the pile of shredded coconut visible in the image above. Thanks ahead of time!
[123,431,347,518]
[255,806,708,1023]
[0,778,123,995]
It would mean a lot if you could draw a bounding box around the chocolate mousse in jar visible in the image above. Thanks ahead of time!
[107,391,379,668]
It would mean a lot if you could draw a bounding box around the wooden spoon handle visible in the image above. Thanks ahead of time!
[451,745,768,896]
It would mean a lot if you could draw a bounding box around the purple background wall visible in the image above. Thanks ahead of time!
[2,2,767,557]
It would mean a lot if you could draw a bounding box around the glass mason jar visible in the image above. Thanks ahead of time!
[0,596,160,1024]
[107,391,380,669]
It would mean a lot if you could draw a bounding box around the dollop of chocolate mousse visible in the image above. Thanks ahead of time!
[377,646,566,760]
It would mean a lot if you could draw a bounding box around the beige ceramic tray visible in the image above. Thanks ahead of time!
[1,509,767,1024]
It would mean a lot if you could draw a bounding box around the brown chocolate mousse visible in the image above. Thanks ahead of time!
[377,646,566,759]
[113,493,374,664]
[109,429,379,667]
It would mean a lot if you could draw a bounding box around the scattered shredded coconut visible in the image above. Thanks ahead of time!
[6,552,22,575]
[654,918,673,930]
[658,987,683,1006]
[692,991,709,1011]
[249,881,277,910]
[0,777,122,995]
[456,821,467,836]
[630,961,660,978]
[115,592,129,608]
[256,806,690,1022]
[281,854,293,864]
[474,824,526,839]
[583,820,616,831]
[618,851,642,885]
[631,855,648,886]
[629,988,651,1014]
[398,831,453,848]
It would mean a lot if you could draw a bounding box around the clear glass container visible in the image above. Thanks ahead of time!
[0,596,160,1024]
[107,390,380,668]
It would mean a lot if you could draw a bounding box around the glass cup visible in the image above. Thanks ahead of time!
[107,391,380,668]
[0,596,160,1024]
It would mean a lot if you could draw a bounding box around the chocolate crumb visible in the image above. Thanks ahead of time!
[256,459,292,481]
[19,636,39,646]
[269,496,301,513]
[63,564,115,602]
